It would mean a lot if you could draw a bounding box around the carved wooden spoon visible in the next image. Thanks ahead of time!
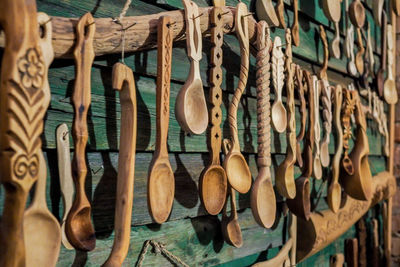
[65,12,96,251]
[222,139,243,248]
[291,0,300,46]
[275,0,286,28]
[312,75,322,179]
[223,2,251,194]
[376,11,387,97]
[271,36,287,133]
[103,62,137,267]
[175,0,208,135]
[349,0,365,74]
[344,0,357,76]
[148,16,175,224]
[373,0,384,26]
[200,7,227,215]
[322,0,342,59]
[57,124,74,250]
[295,66,307,169]
[251,21,276,229]
[256,0,280,27]
[384,24,398,104]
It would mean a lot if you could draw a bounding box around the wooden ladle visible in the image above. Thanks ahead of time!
[222,139,243,248]
[175,0,208,135]
[103,63,137,266]
[384,24,398,104]
[327,85,343,213]
[322,0,342,59]
[271,36,287,133]
[349,0,365,74]
[200,6,227,215]
[251,21,276,229]
[65,12,96,252]
[223,2,251,194]
[24,12,61,267]
[56,124,74,250]
[148,16,175,223]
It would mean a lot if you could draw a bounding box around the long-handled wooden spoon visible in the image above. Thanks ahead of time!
[367,23,375,74]
[384,24,398,104]
[322,0,342,59]
[56,124,74,250]
[223,2,251,194]
[373,0,384,26]
[24,12,61,267]
[327,85,343,213]
[291,0,300,46]
[103,62,137,267]
[0,1,48,265]
[148,16,175,223]
[312,75,322,179]
[276,29,297,199]
[251,21,276,229]
[341,87,355,175]
[200,5,227,216]
[271,36,287,133]
[65,12,96,251]
[344,0,357,76]
[295,66,307,169]
[221,139,243,248]
[175,0,208,135]
[376,11,387,97]
[349,0,365,74]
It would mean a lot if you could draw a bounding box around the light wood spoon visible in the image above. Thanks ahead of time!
[373,0,384,26]
[276,29,297,199]
[322,0,342,59]
[384,24,398,104]
[291,0,300,46]
[200,7,227,215]
[271,36,287,133]
[251,21,276,229]
[349,0,365,74]
[376,11,387,98]
[222,139,243,248]
[175,0,208,135]
[103,62,137,266]
[256,0,280,27]
[327,85,343,214]
[56,124,74,250]
[275,0,286,28]
[65,12,96,252]
[148,16,175,223]
[295,66,307,169]
[312,75,322,179]
[223,2,251,194]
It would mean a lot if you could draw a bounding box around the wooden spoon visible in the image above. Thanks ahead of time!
[312,75,322,179]
[341,87,355,175]
[65,12,96,252]
[56,124,74,250]
[376,11,387,98]
[276,29,297,199]
[344,0,357,75]
[103,63,137,266]
[367,24,375,74]
[221,139,243,248]
[148,16,175,223]
[175,0,208,135]
[223,2,251,194]
[379,101,390,157]
[345,238,358,267]
[251,21,276,229]
[318,26,332,168]
[271,36,287,133]
[291,0,300,46]
[200,6,227,216]
[384,24,398,104]
[24,12,61,267]
[373,0,384,26]
[393,0,400,15]
[256,0,280,27]
[275,0,286,28]
[327,85,343,213]
[295,66,307,169]
[349,0,365,74]
[322,0,342,59]
[355,28,365,75]
[0,1,48,265]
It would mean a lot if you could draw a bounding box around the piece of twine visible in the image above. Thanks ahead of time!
[113,0,132,63]
[135,240,190,267]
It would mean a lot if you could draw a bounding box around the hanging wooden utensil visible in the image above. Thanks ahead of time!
[312,75,322,179]
[327,85,343,214]
[256,0,280,27]
[23,12,61,267]
[349,0,365,74]
[373,0,384,26]
[275,0,286,28]
[393,0,400,15]
[65,12,96,252]
[148,16,175,224]
[0,0,48,265]
[379,101,390,157]
[56,124,74,250]
[345,238,358,267]
[295,66,307,169]
[318,26,332,168]
[223,2,252,194]
[175,0,208,135]
[291,0,300,46]
[341,87,355,175]
[344,0,357,76]
[221,139,243,248]
[357,218,367,267]
[376,11,387,98]
[271,36,287,133]
[367,23,375,74]
[251,21,276,229]
[322,0,342,59]
[371,219,380,267]
[200,6,227,216]
[330,254,345,267]
[384,24,398,104]
[340,90,372,201]
[276,29,297,199]
[103,63,137,266]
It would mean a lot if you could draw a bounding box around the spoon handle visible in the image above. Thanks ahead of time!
[271,36,286,132]
[276,0,286,28]
[291,0,300,46]
[155,16,173,158]
[295,66,306,168]
[303,71,315,177]
[228,2,249,151]
[209,7,224,165]
[330,21,341,59]
[332,85,343,185]
[367,24,375,73]
[103,62,137,266]
[182,0,202,62]
[0,0,47,265]
[356,28,365,74]
[341,87,355,175]
[312,76,321,158]
[386,24,394,80]
[319,26,329,81]
[256,21,272,168]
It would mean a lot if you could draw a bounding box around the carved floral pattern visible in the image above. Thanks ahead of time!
[18,48,44,90]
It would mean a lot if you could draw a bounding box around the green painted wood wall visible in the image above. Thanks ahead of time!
[0,0,392,266]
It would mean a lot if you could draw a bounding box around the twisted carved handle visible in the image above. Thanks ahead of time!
[341,87,356,175]
[295,66,306,168]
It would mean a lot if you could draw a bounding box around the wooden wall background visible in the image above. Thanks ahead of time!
[0,0,393,266]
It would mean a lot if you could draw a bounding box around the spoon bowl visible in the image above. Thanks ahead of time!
[349,0,365,28]
[286,177,311,220]
[224,152,251,194]
[148,160,175,223]
[221,186,243,248]
[200,164,227,215]
[320,142,330,167]
[355,51,364,74]
[384,79,398,105]
[272,102,287,133]
[66,205,96,251]
[327,182,342,213]
[313,156,322,179]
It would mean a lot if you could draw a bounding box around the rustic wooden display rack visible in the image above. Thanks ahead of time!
[0,0,397,266]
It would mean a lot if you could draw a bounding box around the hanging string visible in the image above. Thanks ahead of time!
[136,240,190,267]
[115,0,132,23]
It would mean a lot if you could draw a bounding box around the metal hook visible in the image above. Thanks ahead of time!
[62,131,69,140]
[91,165,104,175]
[167,21,177,28]
[86,21,96,27]
[40,17,52,26]
[242,12,254,18]
[218,11,230,18]
[117,22,136,31]
[191,13,204,20]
